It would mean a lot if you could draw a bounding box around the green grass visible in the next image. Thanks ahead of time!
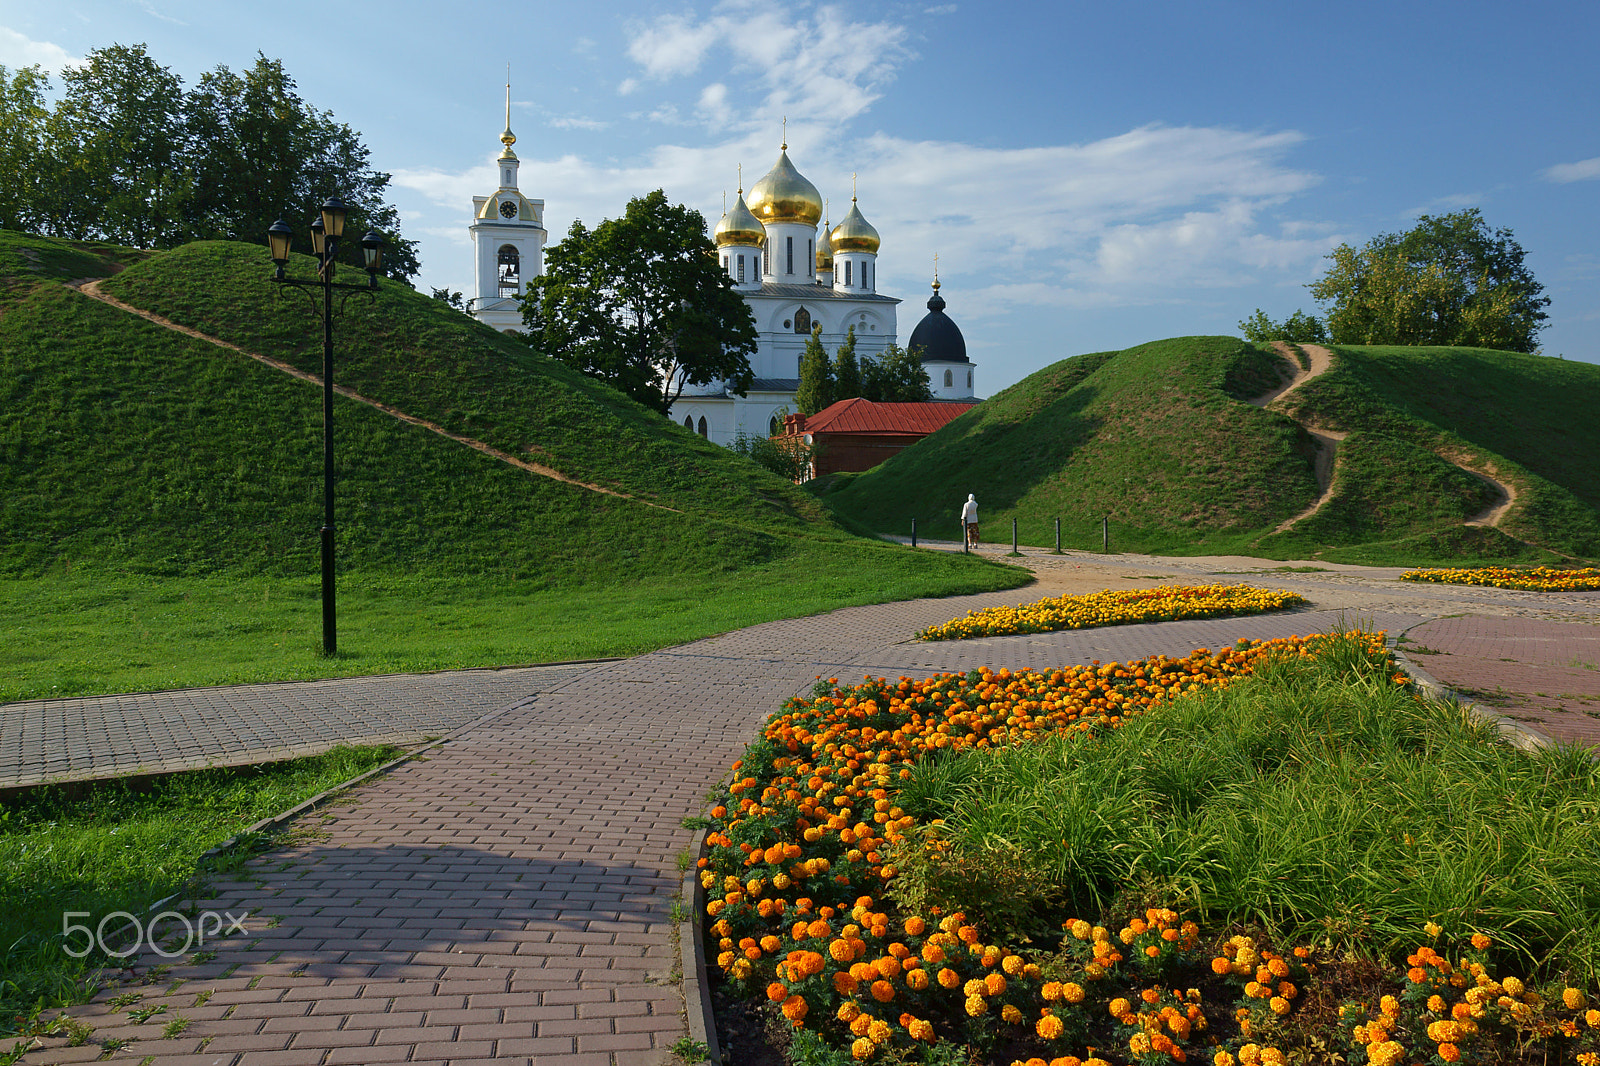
[0,745,401,1033]
[895,637,1600,983]
[0,546,1023,702]
[819,336,1600,565]
[0,230,1029,694]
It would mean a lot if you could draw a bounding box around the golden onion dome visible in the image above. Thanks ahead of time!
[714,190,766,248]
[746,147,824,227]
[829,198,880,254]
[815,213,834,270]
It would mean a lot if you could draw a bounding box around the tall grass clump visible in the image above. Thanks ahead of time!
[899,636,1600,982]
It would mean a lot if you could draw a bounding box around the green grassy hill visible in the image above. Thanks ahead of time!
[0,232,1023,699]
[818,336,1600,565]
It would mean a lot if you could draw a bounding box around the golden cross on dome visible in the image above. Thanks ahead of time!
[737,162,742,194]
[933,252,941,290]
[781,116,787,150]
[852,172,857,201]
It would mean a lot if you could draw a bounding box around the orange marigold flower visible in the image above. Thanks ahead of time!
[767,982,788,1002]
[903,916,926,936]
[834,972,859,995]
[938,967,961,989]
[1212,957,1232,975]
[1063,982,1086,1003]
[1470,933,1491,950]
[871,980,895,1003]
[851,1036,876,1060]
[1037,1014,1065,1040]
[1437,1043,1461,1063]
[782,995,808,1023]
[906,967,929,991]
[986,973,1008,996]
[1564,988,1587,1010]
[1042,981,1064,1001]
[838,1001,861,1023]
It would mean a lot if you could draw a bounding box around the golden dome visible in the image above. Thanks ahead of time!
[815,213,834,270]
[830,199,880,254]
[714,190,766,248]
[746,147,824,227]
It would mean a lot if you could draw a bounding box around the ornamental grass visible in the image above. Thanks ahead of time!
[917,585,1306,641]
[700,632,1600,1064]
[1401,566,1600,592]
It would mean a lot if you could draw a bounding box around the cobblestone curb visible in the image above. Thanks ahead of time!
[1392,648,1555,753]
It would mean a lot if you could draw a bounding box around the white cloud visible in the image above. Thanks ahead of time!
[0,27,79,72]
[1399,192,1481,218]
[924,3,958,13]
[549,115,609,131]
[617,77,639,96]
[1544,156,1600,183]
[135,1,187,25]
[625,13,723,78]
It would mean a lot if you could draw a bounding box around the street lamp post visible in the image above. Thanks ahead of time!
[267,197,385,656]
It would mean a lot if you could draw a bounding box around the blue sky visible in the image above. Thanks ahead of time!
[3,0,1597,394]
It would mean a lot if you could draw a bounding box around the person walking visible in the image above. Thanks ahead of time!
[961,493,979,549]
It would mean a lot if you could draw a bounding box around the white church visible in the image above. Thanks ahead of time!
[466,106,976,443]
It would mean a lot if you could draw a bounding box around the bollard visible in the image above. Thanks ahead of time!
[1055,517,1062,554]
[1012,518,1019,555]
[911,517,917,548]
[962,519,969,553]
[1102,515,1109,554]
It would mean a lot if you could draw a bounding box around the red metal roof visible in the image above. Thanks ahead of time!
[801,397,976,436]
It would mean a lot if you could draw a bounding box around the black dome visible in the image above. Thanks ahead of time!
[907,285,967,364]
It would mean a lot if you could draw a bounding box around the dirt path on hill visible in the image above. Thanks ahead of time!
[1245,342,1344,531]
[1451,455,1519,527]
[68,278,675,511]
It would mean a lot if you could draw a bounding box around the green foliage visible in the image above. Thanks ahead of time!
[862,341,935,403]
[900,638,1600,981]
[885,823,1065,942]
[832,325,862,399]
[1308,209,1549,353]
[796,322,834,415]
[6,46,414,277]
[1237,307,1327,344]
[522,189,758,413]
[729,430,816,483]
[0,745,401,1033]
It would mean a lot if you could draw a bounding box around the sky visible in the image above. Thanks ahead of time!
[3,0,1597,394]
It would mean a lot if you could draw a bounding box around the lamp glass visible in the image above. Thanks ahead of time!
[309,216,326,258]
[361,231,384,273]
[320,196,348,240]
[267,220,292,265]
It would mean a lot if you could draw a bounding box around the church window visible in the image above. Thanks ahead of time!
[722,254,728,271]
[769,415,779,435]
[863,262,870,289]
[944,369,953,388]
[786,236,793,275]
[967,370,973,389]
[497,244,520,298]
[794,307,811,334]
[754,254,761,276]
[737,255,745,283]
[684,415,693,430]
[808,239,813,276]
[697,417,708,438]
[844,261,852,286]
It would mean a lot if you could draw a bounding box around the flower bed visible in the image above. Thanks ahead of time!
[917,585,1306,641]
[698,634,1600,1064]
[1401,566,1600,592]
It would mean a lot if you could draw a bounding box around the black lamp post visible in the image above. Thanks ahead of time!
[267,197,385,656]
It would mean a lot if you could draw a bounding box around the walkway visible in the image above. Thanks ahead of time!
[14,555,1600,1064]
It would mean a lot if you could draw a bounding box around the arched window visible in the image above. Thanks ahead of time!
[967,370,973,389]
[769,416,779,435]
[737,254,745,283]
[864,262,871,290]
[794,307,811,334]
[497,244,520,298]
[844,261,852,286]
[943,369,953,388]
[697,417,708,438]
[754,254,761,276]
[684,415,693,430]
[786,236,794,274]
[722,254,729,271]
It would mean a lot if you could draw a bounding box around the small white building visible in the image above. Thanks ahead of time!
[468,87,546,334]
[672,144,973,445]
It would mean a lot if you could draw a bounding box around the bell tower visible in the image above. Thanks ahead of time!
[470,77,547,334]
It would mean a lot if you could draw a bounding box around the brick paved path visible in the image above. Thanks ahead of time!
[19,597,1421,1066]
[1404,613,1600,749]
[0,665,598,789]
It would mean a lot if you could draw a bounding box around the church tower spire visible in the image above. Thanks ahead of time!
[469,73,547,334]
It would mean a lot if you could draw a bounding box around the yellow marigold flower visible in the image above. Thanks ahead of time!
[1037,1014,1065,1040]
[852,1036,876,1060]
[1503,976,1525,996]
[1367,1041,1404,1066]
[1471,933,1491,950]
[906,968,929,991]
[1237,1043,1261,1064]
[1427,1020,1461,1043]
[1269,996,1290,1016]
[1003,953,1025,976]
[850,1013,873,1036]
[1042,981,1064,1001]
[716,950,736,970]
[1214,1054,1236,1066]
[1129,1033,1152,1056]
[1564,987,1587,1010]
[731,958,752,980]
[1260,1050,1285,1066]
[838,1001,861,1022]
[965,979,987,997]
[1425,921,1443,938]
[760,935,781,953]
[1002,1004,1024,1024]
[1064,982,1085,1003]
[1380,995,1400,1017]
[1110,997,1131,1018]
[1071,919,1092,940]
[908,1018,934,1042]
[1427,995,1447,1013]
[867,1020,891,1045]
[966,994,988,1017]
[1586,1007,1600,1028]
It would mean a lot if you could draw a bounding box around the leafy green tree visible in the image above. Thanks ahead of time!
[795,323,835,415]
[522,189,758,414]
[44,43,189,247]
[861,342,934,402]
[1307,209,1549,353]
[832,326,861,400]
[0,63,50,232]
[1237,308,1328,344]
[181,55,418,279]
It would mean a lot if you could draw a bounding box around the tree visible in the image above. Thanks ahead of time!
[795,324,834,415]
[522,190,757,413]
[1307,209,1549,353]
[832,326,861,400]
[861,342,934,402]
[1237,308,1328,344]
[44,43,189,247]
[182,55,418,279]
[0,63,50,232]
